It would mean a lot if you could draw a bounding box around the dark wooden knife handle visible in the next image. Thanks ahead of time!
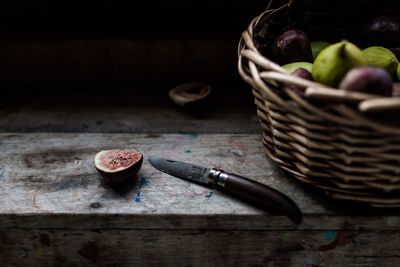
[219,172,302,224]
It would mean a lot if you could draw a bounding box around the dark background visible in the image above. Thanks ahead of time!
[0,0,265,90]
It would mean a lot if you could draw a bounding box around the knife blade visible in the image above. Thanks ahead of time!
[148,156,302,224]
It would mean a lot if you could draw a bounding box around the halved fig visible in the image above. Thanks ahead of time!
[94,149,143,185]
[168,83,212,107]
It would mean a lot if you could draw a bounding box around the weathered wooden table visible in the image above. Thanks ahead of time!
[1,89,399,266]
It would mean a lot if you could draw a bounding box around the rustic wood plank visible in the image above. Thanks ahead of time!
[1,133,399,230]
[0,89,260,133]
[1,228,399,267]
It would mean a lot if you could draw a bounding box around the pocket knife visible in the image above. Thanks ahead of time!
[148,156,302,224]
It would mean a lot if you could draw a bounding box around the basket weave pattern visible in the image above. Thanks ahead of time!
[238,1,400,207]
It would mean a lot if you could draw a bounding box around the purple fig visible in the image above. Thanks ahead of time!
[292,68,313,80]
[339,67,393,96]
[286,68,313,97]
[273,29,313,64]
[363,16,400,47]
[94,149,143,185]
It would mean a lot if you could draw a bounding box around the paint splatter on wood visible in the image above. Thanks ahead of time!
[180,132,199,139]
[319,223,355,252]
[134,177,150,203]
[205,191,214,199]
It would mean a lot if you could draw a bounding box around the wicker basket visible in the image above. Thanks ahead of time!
[238,0,400,207]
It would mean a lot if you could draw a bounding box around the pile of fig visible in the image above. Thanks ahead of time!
[269,15,400,98]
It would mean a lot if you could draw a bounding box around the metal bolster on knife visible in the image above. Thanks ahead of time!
[209,168,229,187]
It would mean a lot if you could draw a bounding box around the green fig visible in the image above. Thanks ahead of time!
[311,41,330,59]
[312,41,366,87]
[362,46,399,78]
[282,62,313,73]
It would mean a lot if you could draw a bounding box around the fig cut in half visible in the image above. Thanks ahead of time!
[94,149,143,185]
[169,83,212,107]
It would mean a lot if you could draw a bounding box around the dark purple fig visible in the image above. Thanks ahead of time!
[339,67,393,96]
[94,149,143,185]
[292,68,313,80]
[363,16,400,47]
[393,83,400,97]
[286,68,313,97]
[272,29,313,64]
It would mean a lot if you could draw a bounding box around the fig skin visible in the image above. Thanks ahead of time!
[363,16,400,47]
[286,68,313,97]
[311,41,330,59]
[313,41,366,87]
[272,29,313,64]
[282,62,313,73]
[292,68,313,81]
[362,46,399,78]
[169,83,212,108]
[339,67,393,96]
[94,149,143,185]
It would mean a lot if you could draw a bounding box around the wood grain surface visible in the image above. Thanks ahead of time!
[1,93,399,266]
[0,133,315,227]
[2,133,400,266]
[2,228,400,267]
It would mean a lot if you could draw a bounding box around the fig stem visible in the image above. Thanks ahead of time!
[338,42,346,58]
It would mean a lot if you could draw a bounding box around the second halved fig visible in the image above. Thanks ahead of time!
[169,83,212,108]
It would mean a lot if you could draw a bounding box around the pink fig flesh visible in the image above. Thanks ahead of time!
[94,149,143,185]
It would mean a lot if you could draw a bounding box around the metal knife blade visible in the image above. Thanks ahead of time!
[148,155,302,224]
[148,156,212,185]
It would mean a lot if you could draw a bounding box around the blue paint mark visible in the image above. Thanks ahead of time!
[134,177,150,203]
[205,191,214,199]
[181,132,199,140]
[185,149,192,154]
[323,230,337,241]
[135,191,141,202]
[138,177,150,188]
